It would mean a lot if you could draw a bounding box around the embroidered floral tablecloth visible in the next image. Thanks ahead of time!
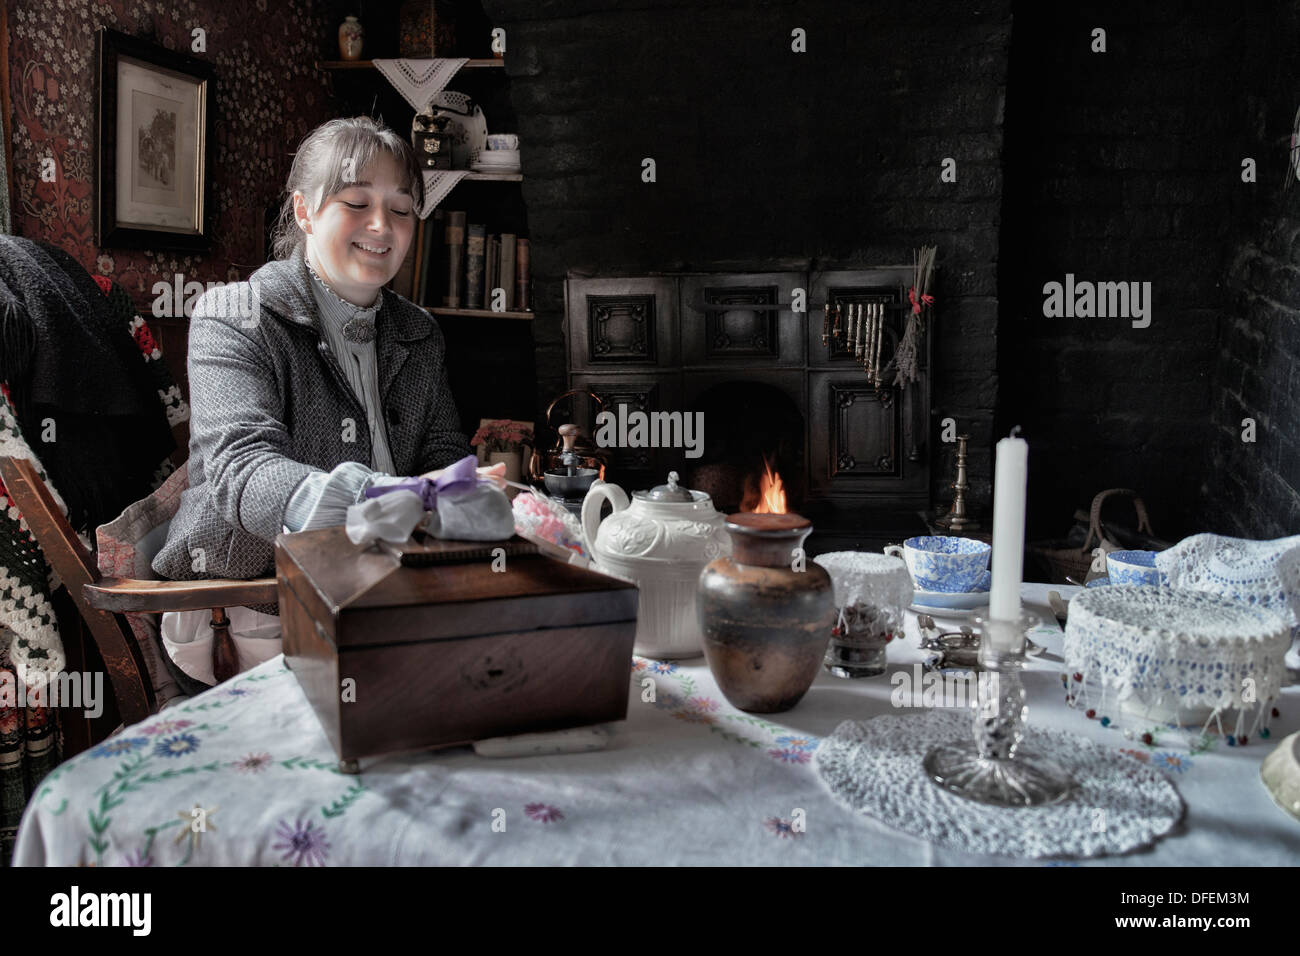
[13,586,1300,866]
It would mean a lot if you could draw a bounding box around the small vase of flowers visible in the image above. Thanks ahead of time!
[471,419,534,483]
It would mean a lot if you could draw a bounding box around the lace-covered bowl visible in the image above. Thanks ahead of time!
[813,551,914,677]
[1064,585,1291,736]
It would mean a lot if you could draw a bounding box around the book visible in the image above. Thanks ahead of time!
[392,218,420,299]
[420,208,445,306]
[499,233,517,311]
[485,234,498,310]
[515,237,530,312]
[444,210,466,308]
[465,223,486,309]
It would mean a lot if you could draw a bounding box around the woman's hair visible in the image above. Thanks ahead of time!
[270,116,424,260]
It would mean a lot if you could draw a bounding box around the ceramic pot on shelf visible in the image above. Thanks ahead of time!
[581,471,730,659]
[338,16,364,60]
[697,513,836,713]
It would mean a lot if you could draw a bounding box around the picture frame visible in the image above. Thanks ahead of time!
[94,27,215,251]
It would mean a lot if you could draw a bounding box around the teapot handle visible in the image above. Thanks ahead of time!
[581,480,629,557]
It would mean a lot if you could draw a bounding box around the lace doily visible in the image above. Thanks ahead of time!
[1156,533,1300,630]
[373,58,469,113]
[418,170,471,218]
[1064,585,1291,738]
[814,709,1184,858]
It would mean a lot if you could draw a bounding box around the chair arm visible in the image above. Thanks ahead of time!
[84,577,278,613]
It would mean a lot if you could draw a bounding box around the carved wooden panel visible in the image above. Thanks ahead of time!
[681,273,804,367]
[587,294,657,364]
[566,276,677,370]
[701,285,778,359]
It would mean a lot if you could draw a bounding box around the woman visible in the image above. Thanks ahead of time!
[152,116,503,687]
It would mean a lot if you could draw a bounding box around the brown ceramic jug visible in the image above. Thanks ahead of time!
[697,513,835,713]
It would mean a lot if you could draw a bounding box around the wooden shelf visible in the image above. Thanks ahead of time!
[460,171,523,182]
[426,306,533,321]
[316,59,505,70]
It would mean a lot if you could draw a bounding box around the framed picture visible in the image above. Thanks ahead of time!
[94,28,214,251]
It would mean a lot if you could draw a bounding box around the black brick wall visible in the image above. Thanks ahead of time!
[483,0,1011,513]
[999,2,1285,541]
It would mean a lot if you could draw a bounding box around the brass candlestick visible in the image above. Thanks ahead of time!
[936,434,978,532]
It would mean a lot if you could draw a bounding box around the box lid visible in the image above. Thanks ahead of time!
[274,526,637,648]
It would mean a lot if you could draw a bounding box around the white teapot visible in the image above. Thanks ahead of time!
[581,471,731,659]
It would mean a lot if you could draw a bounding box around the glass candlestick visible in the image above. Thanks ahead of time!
[922,610,1076,806]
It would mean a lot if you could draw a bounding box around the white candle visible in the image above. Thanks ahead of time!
[989,433,1028,621]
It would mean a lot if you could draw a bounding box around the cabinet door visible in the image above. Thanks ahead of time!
[808,372,926,504]
[680,273,804,368]
[566,276,677,371]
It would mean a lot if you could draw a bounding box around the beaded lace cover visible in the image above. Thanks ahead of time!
[813,551,913,633]
[1155,533,1300,630]
[813,709,1183,858]
[1063,585,1290,740]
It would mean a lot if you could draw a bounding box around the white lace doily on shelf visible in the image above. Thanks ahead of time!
[1064,585,1291,740]
[1156,533,1300,631]
[418,170,471,218]
[373,58,469,113]
[814,709,1184,858]
[813,551,913,631]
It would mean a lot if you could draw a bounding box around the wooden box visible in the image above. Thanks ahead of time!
[275,526,637,766]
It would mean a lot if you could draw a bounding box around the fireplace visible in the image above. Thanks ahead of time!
[564,270,932,550]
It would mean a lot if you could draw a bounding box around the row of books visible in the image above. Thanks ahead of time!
[390,210,531,313]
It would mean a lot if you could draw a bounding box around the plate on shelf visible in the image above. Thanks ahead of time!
[430,91,488,169]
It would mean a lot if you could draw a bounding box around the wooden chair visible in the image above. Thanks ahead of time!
[0,456,277,729]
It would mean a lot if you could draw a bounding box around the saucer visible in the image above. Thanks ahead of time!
[909,584,991,613]
[1085,576,1112,588]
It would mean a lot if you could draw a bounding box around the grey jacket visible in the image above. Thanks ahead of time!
[152,252,468,582]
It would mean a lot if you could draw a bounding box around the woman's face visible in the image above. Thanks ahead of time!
[295,153,416,306]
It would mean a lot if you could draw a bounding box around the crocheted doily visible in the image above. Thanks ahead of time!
[418,170,471,218]
[373,58,469,113]
[1156,533,1300,630]
[813,551,913,631]
[814,709,1184,858]
[1064,585,1291,738]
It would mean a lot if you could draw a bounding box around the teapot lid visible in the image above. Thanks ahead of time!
[638,470,696,502]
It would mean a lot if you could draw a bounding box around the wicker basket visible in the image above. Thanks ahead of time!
[1027,488,1156,585]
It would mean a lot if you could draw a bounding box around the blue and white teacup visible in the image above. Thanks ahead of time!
[1106,549,1163,586]
[884,536,991,593]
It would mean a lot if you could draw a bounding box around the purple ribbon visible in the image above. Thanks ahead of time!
[363,454,483,510]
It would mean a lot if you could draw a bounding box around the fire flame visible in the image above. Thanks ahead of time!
[599,464,606,481]
[753,458,787,514]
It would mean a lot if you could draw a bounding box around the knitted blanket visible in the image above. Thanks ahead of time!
[0,271,188,867]
[0,237,176,535]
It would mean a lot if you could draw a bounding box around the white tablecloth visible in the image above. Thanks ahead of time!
[14,585,1300,866]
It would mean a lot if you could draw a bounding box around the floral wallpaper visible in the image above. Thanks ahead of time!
[7,0,344,298]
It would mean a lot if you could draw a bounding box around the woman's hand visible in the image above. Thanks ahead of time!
[420,461,508,489]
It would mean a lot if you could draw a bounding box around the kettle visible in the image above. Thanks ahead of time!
[581,471,731,659]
